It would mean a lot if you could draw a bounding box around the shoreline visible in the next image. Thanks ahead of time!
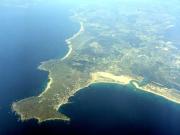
[54,72,180,117]
[37,75,180,122]
[12,71,180,123]
[11,19,85,122]
[132,81,180,104]
[61,21,84,61]
[54,72,134,111]
[38,76,53,97]
[12,16,180,123]
[12,102,69,123]
[38,21,84,97]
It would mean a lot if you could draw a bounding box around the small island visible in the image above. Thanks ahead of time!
[12,2,180,123]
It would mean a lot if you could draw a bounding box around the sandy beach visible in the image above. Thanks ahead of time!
[61,21,84,61]
[91,72,135,85]
[38,76,53,97]
[132,81,180,104]
[38,22,84,97]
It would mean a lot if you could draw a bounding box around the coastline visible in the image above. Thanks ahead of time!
[37,21,84,97]
[90,72,180,104]
[132,81,180,104]
[12,17,180,123]
[12,70,180,123]
[54,72,135,111]
[38,76,53,97]
[12,102,69,123]
[12,19,85,122]
[61,21,84,61]
[54,71,180,118]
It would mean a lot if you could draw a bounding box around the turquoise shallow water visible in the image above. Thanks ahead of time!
[0,1,180,135]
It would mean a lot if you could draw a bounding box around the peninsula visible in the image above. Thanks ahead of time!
[12,2,180,123]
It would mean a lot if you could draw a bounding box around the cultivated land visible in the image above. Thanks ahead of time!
[12,1,180,122]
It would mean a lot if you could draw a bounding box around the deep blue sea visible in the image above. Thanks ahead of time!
[1,2,180,135]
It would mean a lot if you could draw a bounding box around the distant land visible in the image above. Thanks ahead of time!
[12,1,180,122]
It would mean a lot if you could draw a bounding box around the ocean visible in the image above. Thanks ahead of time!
[0,2,180,135]
[0,2,78,135]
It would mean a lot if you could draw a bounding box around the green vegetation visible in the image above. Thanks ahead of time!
[12,1,180,122]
